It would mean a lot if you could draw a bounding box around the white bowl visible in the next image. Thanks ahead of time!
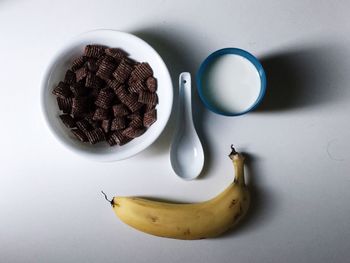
[41,30,173,161]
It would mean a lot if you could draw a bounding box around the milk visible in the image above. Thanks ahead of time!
[201,54,261,113]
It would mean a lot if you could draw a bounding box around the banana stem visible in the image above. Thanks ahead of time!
[228,145,245,186]
[101,191,114,206]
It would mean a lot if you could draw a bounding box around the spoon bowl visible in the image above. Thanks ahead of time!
[170,73,204,180]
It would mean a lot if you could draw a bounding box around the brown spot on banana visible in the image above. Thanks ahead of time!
[239,203,243,214]
[229,199,238,208]
[233,213,241,222]
[112,202,120,208]
[149,215,158,223]
[233,202,244,222]
[183,228,191,235]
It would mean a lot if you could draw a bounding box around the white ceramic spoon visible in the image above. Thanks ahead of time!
[170,72,204,180]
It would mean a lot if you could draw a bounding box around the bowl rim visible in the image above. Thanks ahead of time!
[196,47,266,116]
[40,29,173,161]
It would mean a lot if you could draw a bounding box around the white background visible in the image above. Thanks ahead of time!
[1,0,350,262]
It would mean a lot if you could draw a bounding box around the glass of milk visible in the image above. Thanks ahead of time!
[197,48,266,116]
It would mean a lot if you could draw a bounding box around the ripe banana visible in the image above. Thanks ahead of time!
[104,146,250,240]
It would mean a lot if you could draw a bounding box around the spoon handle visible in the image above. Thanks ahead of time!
[179,72,194,127]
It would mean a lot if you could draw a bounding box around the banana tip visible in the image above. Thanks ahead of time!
[101,191,113,205]
[228,145,238,159]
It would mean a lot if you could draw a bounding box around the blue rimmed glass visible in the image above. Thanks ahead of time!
[196,48,266,116]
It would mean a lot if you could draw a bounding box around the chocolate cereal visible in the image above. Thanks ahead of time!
[129,114,143,128]
[75,66,88,82]
[71,56,87,71]
[71,97,88,117]
[95,88,115,109]
[93,107,110,121]
[124,94,144,112]
[108,130,130,145]
[96,57,116,80]
[146,77,157,92]
[59,114,76,128]
[70,82,86,97]
[112,104,129,117]
[122,126,146,138]
[105,79,121,90]
[76,119,92,132]
[138,91,158,105]
[52,44,158,146]
[101,119,111,133]
[105,48,127,60]
[71,128,88,142]
[84,45,105,58]
[111,117,126,131]
[113,59,133,83]
[86,128,105,144]
[85,72,103,88]
[57,97,72,113]
[131,62,153,80]
[129,80,146,93]
[52,81,71,99]
[64,70,76,84]
[144,109,157,128]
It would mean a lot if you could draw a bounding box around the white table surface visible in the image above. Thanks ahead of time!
[1,0,350,262]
